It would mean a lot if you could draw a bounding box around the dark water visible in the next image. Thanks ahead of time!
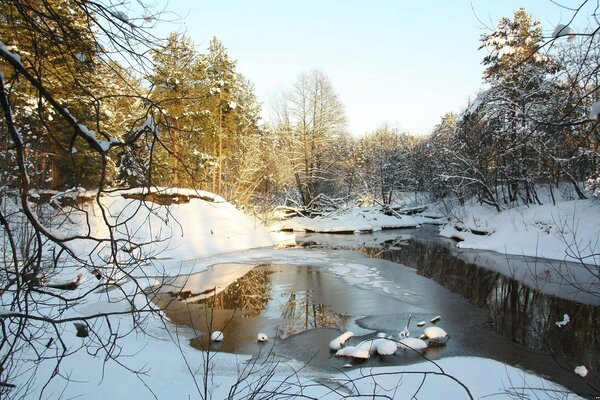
[357,228,600,375]
[154,226,600,398]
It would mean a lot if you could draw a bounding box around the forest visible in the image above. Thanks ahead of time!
[1,1,600,399]
[1,3,598,212]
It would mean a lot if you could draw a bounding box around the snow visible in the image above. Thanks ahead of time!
[574,365,588,378]
[2,190,592,399]
[61,188,278,274]
[555,314,570,328]
[271,207,418,233]
[335,357,585,399]
[211,330,224,342]
[357,338,386,353]
[375,339,397,355]
[257,333,268,342]
[336,346,370,359]
[440,199,600,262]
[424,326,447,340]
[397,337,428,351]
[329,331,354,350]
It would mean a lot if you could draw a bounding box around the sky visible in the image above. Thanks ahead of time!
[154,1,592,136]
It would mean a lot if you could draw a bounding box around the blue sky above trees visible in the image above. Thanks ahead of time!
[160,1,592,135]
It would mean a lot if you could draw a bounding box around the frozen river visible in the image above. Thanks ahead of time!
[152,225,599,397]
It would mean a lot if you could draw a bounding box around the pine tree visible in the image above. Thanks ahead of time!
[202,37,239,193]
[475,7,558,204]
[146,32,208,187]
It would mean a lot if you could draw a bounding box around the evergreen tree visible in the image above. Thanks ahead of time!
[144,32,208,187]
[202,37,239,193]
[468,7,559,204]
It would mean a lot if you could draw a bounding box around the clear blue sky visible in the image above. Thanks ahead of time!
[156,0,592,136]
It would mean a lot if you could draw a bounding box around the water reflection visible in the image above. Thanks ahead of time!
[152,264,349,352]
[362,238,600,376]
[279,290,349,338]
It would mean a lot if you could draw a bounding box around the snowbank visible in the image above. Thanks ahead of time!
[270,206,419,233]
[58,188,278,273]
[440,199,600,262]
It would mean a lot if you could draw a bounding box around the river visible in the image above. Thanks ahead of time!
[152,224,599,398]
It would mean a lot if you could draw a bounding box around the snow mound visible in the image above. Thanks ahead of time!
[440,200,600,262]
[335,346,370,359]
[329,331,354,350]
[62,188,277,273]
[271,207,418,234]
[574,365,588,377]
[397,337,428,351]
[376,339,397,355]
[424,326,447,340]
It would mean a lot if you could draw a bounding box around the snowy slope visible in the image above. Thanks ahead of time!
[440,199,600,262]
[59,188,278,273]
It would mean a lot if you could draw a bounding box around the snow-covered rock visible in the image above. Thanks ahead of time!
[397,337,428,351]
[329,331,354,351]
[376,339,398,356]
[424,326,447,340]
[257,333,268,342]
[574,365,588,378]
[211,331,224,342]
[335,346,370,359]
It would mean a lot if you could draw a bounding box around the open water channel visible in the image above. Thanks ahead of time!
[152,224,599,398]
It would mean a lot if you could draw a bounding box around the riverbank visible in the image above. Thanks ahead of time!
[3,190,594,399]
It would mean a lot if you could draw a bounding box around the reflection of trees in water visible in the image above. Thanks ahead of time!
[363,242,600,375]
[278,291,349,338]
[189,270,272,317]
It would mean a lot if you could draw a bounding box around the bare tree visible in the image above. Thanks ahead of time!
[272,70,347,209]
[0,1,180,397]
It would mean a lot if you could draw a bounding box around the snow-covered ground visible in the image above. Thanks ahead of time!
[1,190,592,399]
[440,198,600,263]
[270,205,443,233]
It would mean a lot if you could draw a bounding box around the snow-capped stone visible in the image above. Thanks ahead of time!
[376,339,397,356]
[357,339,384,353]
[424,326,447,340]
[376,332,387,338]
[257,333,268,342]
[555,314,570,328]
[574,365,588,378]
[397,337,428,351]
[329,331,354,351]
[211,331,224,342]
[335,346,370,359]
[417,321,426,327]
